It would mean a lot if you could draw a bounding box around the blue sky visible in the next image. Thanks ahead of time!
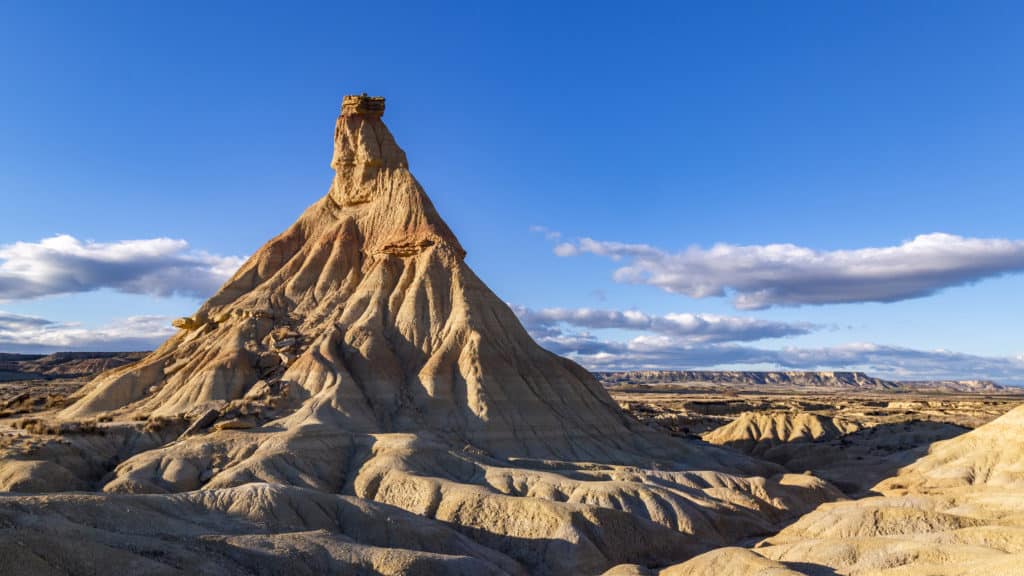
[1,1,1023,383]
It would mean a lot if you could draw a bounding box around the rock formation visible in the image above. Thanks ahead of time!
[60,95,738,465]
[703,411,863,456]
[701,411,971,495]
[629,403,1024,575]
[4,94,1021,576]
[0,352,145,381]
[0,95,841,575]
[598,370,898,389]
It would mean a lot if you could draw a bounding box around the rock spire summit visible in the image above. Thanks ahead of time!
[341,93,386,117]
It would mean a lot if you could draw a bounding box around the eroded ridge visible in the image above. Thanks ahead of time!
[0,97,844,575]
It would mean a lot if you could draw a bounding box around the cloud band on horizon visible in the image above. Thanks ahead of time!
[533,330,1024,385]
[0,311,174,352]
[510,304,1024,384]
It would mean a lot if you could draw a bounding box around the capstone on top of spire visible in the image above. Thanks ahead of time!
[342,93,385,117]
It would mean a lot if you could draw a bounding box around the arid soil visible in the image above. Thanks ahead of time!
[611,384,1022,494]
[0,352,146,381]
[0,352,145,417]
[3,373,1019,575]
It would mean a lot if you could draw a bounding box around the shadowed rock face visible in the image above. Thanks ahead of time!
[0,96,843,576]
[701,411,973,495]
[0,352,145,381]
[632,404,1024,575]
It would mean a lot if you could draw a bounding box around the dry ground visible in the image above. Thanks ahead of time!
[611,383,1024,494]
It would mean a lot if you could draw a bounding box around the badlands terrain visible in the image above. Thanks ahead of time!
[0,96,1022,575]
[607,374,1022,496]
[0,352,145,417]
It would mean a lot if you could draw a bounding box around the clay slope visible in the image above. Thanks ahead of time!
[600,405,1024,575]
[700,411,972,495]
[752,405,1024,574]
[0,96,843,575]
[881,401,1024,490]
[60,95,663,463]
[0,484,521,576]
[703,411,862,455]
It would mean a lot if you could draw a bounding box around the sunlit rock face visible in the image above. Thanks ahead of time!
[640,404,1024,576]
[0,96,843,576]
[59,94,674,463]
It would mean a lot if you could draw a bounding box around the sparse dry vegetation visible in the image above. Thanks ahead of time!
[12,417,103,436]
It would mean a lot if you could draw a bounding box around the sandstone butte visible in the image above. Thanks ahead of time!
[0,96,1021,576]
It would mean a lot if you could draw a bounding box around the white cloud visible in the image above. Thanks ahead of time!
[0,311,174,352]
[553,242,578,257]
[529,225,563,241]
[554,233,1024,309]
[512,305,815,343]
[0,234,244,301]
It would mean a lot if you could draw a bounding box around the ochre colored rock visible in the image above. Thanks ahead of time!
[0,97,846,575]
[171,317,197,330]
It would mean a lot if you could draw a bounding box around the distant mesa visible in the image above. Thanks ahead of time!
[597,370,1010,392]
